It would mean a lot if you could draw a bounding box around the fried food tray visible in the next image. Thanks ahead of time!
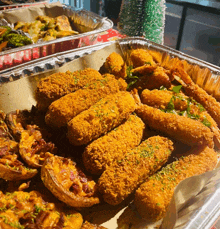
[0,37,220,229]
[0,2,113,70]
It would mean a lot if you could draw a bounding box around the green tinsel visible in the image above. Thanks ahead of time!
[118,0,165,44]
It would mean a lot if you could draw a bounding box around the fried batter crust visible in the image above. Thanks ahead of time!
[136,104,214,148]
[45,74,126,127]
[67,91,136,145]
[98,136,174,205]
[83,115,145,175]
[134,146,217,221]
[36,69,102,111]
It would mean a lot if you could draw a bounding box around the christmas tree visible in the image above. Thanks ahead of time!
[118,0,166,44]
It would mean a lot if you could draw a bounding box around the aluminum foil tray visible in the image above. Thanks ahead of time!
[0,37,220,229]
[0,2,113,70]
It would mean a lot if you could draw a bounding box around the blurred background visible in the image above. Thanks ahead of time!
[49,0,220,67]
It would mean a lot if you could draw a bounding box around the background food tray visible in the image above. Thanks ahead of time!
[0,2,113,70]
[0,37,219,229]
[0,1,48,11]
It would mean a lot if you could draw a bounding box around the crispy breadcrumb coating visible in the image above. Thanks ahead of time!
[83,115,145,175]
[67,91,136,146]
[98,136,174,205]
[134,146,217,221]
[130,49,156,68]
[45,74,127,127]
[36,69,102,111]
[102,52,127,79]
[136,104,214,148]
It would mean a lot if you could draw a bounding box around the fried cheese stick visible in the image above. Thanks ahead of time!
[45,74,127,127]
[141,89,220,147]
[83,115,145,175]
[134,146,218,221]
[36,68,103,111]
[135,104,214,148]
[67,91,136,145]
[98,136,174,205]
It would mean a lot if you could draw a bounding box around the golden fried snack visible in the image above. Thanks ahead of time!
[41,155,100,208]
[141,88,220,147]
[0,137,18,156]
[100,52,127,79]
[134,146,218,221]
[83,115,145,175]
[98,136,174,205]
[81,221,108,229]
[130,49,156,68]
[45,74,127,127]
[0,110,11,139]
[67,91,136,145]
[36,68,103,111]
[0,190,83,228]
[19,125,56,168]
[136,104,214,148]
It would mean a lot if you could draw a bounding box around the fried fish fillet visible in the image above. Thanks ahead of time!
[67,91,136,145]
[134,146,217,221]
[98,136,174,205]
[36,68,102,111]
[45,74,127,127]
[83,115,145,175]
[135,104,214,148]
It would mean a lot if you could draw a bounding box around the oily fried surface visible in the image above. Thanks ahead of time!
[45,74,126,127]
[134,146,217,221]
[36,69,102,111]
[83,115,145,175]
[67,91,136,146]
[81,221,107,229]
[98,136,174,205]
[136,104,214,148]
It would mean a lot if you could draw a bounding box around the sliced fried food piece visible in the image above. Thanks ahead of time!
[0,190,83,229]
[141,88,220,148]
[172,63,220,128]
[83,115,145,175]
[100,52,127,79]
[136,104,214,148]
[0,154,37,181]
[36,68,103,111]
[0,110,12,139]
[19,125,56,168]
[41,155,100,208]
[98,136,174,205]
[130,49,156,68]
[67,91,136,145]
[81,221,108,229]
[0,137,18,157]
[134,146,218,221]
[45,74,127,127]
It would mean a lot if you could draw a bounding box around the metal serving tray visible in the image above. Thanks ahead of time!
[0,37,219,229]
[0,2,113,70]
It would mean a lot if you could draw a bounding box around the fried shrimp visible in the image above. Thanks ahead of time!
[67,91,136,146]
[100,52,127,79]
[45,74,127,127]
[135,104,214,148]
[83,115,145,175]
[98,136,174,205]
[141,88,220,148]
[36,68,102,111]
[172,64,220,128]
[134,146,217,221]
[130,49,156,68]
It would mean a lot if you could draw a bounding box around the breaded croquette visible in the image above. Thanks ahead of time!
[135,104,214,148]
[141,88,220,148]
[36,68,102,111]
[130,49,156,68]
[67,91,136,145]
[101,52,127,79]
[45,74,127,127]
[134,146,218,221]
[98,136,174,205]
[83,115,145,175]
